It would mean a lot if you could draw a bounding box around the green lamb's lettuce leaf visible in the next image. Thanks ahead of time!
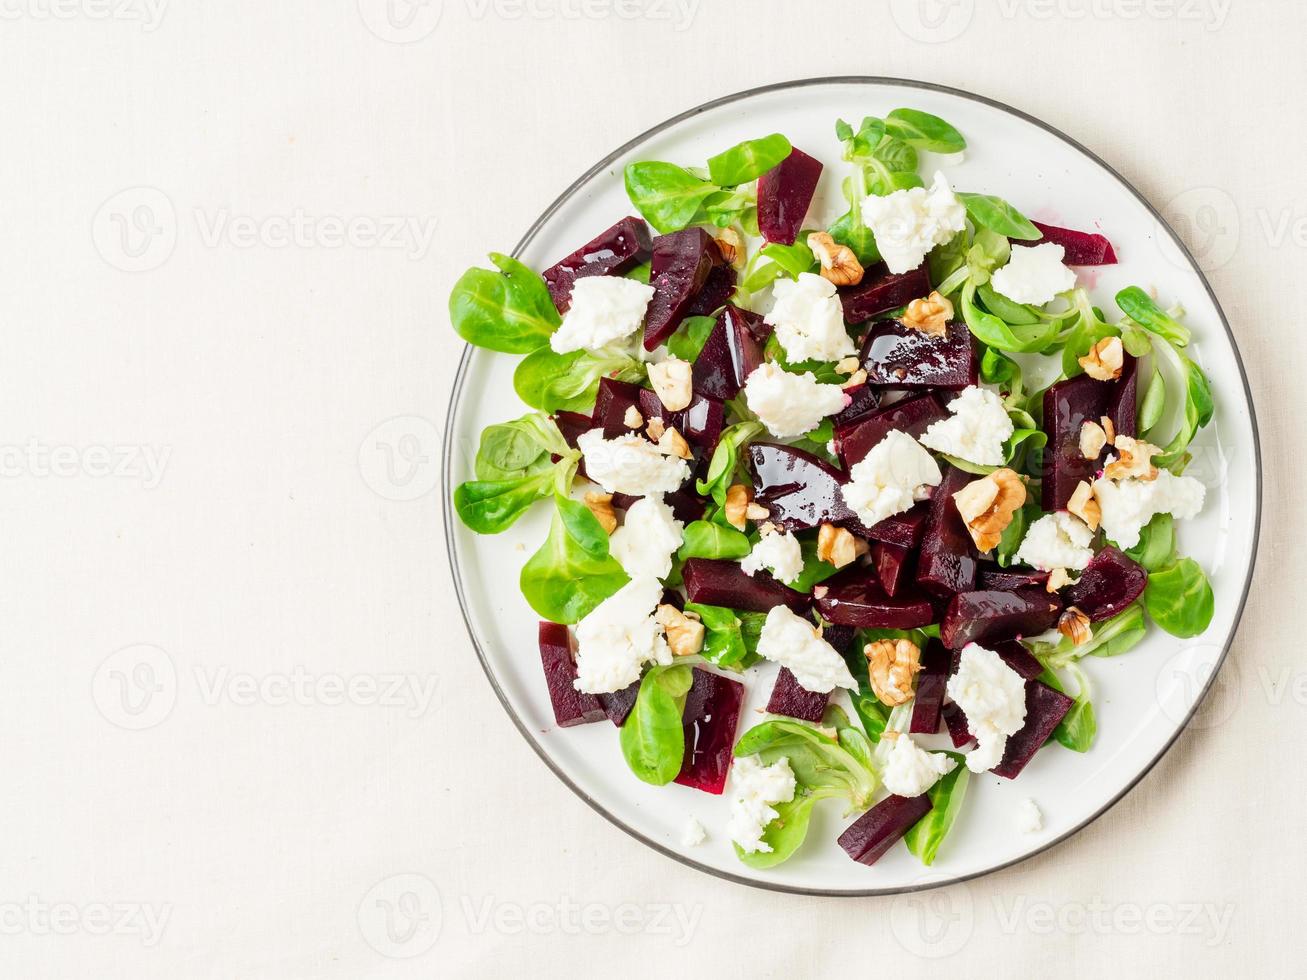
[957,192,1042,240]
[454,414,579,534]
[683,603,761,671]
[1026,603,1147,667]
[1116,286,1191,347]
[620,664,694,785]
[678,521,752,561]
[1040,665,1096,753]
[519,495,628,624]
[623,162,719,233]
[1120,513,1177,572]
[665,314,719,363]
[903,752,970,866]
[698,420,765,505]
[513,345,646,413]
[449,253,560,353]
[707,134,792,187]
[1144,558,1214,638]
[885,108,967,154]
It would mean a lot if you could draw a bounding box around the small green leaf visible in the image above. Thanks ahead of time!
[520,496,629,624]
[620,664,694,785]
[1116,286,1191,347]
[885,108,967,153]
[903,753,969,866]
[624,162,719,233]
[1144,558,1214,638]
[707,134,792,187]
[957,192,1041,241]
[449,253,561,353]
[666,315,719,363]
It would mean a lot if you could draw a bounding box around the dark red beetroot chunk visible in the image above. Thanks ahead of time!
[860,319,977,390]
[916,466,980,598]
[542,216,653,312]
[757,146,823,245]
[864,502,931,549]
[872,541,913,597]
[552,410,592,479]
[909,640,949,735]
[675,667,745,794]
[592,377,645,438]
[1031,220,1118,266]
[682,558,809,614]
[1042,372,1114,511]
[840,263,932,324]
[683,264,737,318]
[644,229,721,350]
[814,568,934,629]
[596,681,640,727]
[992,680,1075,779]
[692,305,768,402]
[538,622,606,727]
[990,639,1044,680]
[748,442,853,532]
[1105,353,1139,441]
[611,489,706,525]
[940,589,1064,650]
[638,389,725,453]
[838,794,933,867]
[1065,546,1147,622]
[941,702,973,748]
[822,624,857,654]
[979,567,1049,591]
[765,667,829,723]
[837,392,948,468]
[831,383,881,430]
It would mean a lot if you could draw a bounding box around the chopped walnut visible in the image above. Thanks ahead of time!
[623,405,644,429]
[841,368,868,389]
[864,638,922,706]
[714,228,744,270]
[1103,435,1160,482]
[1080,420,1108,460]
[901,291,953,336]
[806,231,864,286]
[1046,567,1078,593]
[657,426,692,460]
[648,358,693,412]
[655,604,705,657]
[724,484,753,530]
[834,356,861,376]
[817,523,864,569]
[1100,415,1116,446]
[1079,336,1124,381]
[644,417,665,442]
[1067,480,1101,531]
[1058,607,1093,646]
[583,492,617,534]
[758,520,779,536]
[952,468,1027,552]
[745,502,770,521]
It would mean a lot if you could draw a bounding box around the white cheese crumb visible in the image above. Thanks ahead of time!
[755,606,858,694]
[572,575,672,694]
[990,242,1077,306]
[577,428,690,496]
[765,272,856,363]
[609,495,684,581]
[1092,469,1206,549]
[860,171,967,274]
[880,732,958,798]
[919,385,1015,467]
[946,643,1028,773]
[549,276,656,353]
[739,528,804,585]
[1017,798,1043,833]
[743,362,847,438]
[681,815,707,847]
[727,755,797,854]
[1015,512,1096,572]
[840,430,942,527]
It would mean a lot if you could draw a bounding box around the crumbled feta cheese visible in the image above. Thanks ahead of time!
[743,363,847,438]
[739,528,804,585]
[1017,798,1043,833]
[1015,512,1096,572]
[577,428,690,496]
[919,386,1015,466]
[880,732,958,797]
[572,575,672,694]
[946,643,1028,773]
[860,171,967,274]
[727,755,797,854]
[765,273,856,363]
[609,495,684,581]
[755,606,858,694]
[681,815,707,847]
[840,430,942,527]
[1092,470,1206,549]
[549,276,656,353]
[990,243,1077,306]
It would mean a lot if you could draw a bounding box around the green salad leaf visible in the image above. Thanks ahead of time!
[678,520,752,560]
[1144,557,1214,638]
[957,192,1041,240]
[707,133,792,187]
[623,162,718,233]
[698,420,765,505]
[885,108,967,153]
[665,314,718,363]
[620,664,694,785]
[454,414,578,533]
[904,752,969,866]
[513,345,645,413]
[684,603,762,670]
[520,495,628,623]
[1120,513,1177,571]
[1027,603,1147,666]
[449,253,561,353]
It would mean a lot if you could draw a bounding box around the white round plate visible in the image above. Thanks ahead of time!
[443,78,1260,895]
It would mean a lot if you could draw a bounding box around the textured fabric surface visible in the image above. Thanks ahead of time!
[0,1,1294,977]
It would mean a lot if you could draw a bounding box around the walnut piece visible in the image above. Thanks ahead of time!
[1100,415,1116,446]
[1058,607,1093,646]
[817,523,864,569]
[644,417,665,442]
[834,356,861,376]
[1079,420,1108,460]
[901,291,953,336]
[1103,435,1160,482]
[745,502,770,521]
[841,368,868,389]
[1067,480,1101,531]
[806,231,864,286]
[583,492,617,534]
[657,426,692,460]
[1079,336,1124,381]
[655,604,705,657]
[715,228,744,270]
[623,405,644,429]
[1046,567,1077,593]
[724,484,753,530]
[864,638,922,706]
[952,468,1027,552]
[648,358,693,412]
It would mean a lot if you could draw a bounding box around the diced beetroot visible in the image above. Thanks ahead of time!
[1031,220,1118,266]
[1065,546,1147,621]
[553,410,591,450]
[596,681,640,727]
[991,639,1044,680]
[748,442,854,532]
[941,702,973,748]
[1042,372,1114,511]
[611,489,706,525]
[872,541,913,597]
[538,622,606,727]
[939,589,1063,650]
[979,567,1050,591]
[831,383,881,430]
[644,229,721,350]
[765,667,830,723]
[916,466,980,597]
[684,263,737,318]
[674,667,745,794]
[822,624,857,654]
[813,568,934,629]
[839,262,932,324]
[838,794,933,867]
[864,502,931,549]
[542,216,653,312]
[757,146,823,245]
[860,319,977,390]
[992,680,1075,779]
[638,388,725,453]
[1106,353,1139,441]
[909,640,949,735]
[592,377,645,438]
[837,392,948,468]
[692,305,768,401]
[682,558,809,614]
